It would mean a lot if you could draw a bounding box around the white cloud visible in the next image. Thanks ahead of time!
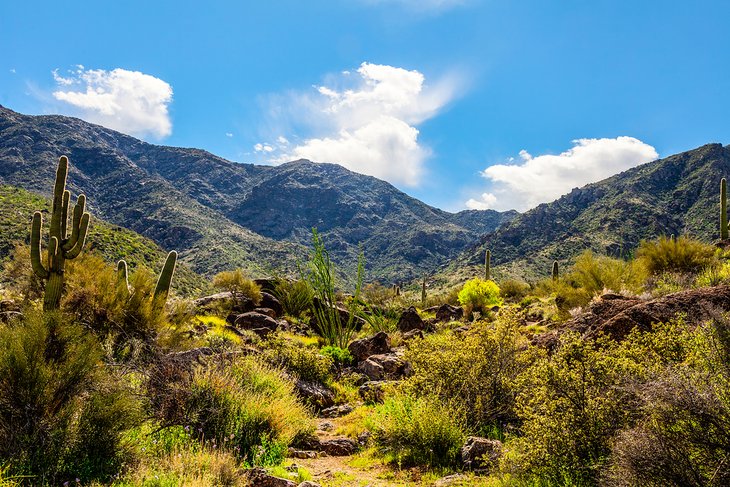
[466,192,497,210]
[265,62,459,186]
[254,143,274,153]
[52,66,173,139]
[9,68,16,74]
[226,132,234,138]
[468,137,658,211]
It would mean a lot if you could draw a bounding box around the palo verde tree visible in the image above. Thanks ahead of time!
[31,155,90,310]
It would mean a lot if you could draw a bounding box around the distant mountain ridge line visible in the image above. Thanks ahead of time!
[0,105,516,283]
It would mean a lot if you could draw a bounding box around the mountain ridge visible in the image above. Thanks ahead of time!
[0,105,515,283]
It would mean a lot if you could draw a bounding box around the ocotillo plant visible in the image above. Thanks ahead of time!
[552,261,559,281]
[722,178,728,240]
[485,249,491,281]
[117,251,178,306]
[31,156,90,310]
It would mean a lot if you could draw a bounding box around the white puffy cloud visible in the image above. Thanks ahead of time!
[52,66,173,139]
[267,62,458,186]
[468,137,658,211]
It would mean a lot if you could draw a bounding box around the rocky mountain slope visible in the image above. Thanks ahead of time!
[442,143,730,285]
[0,105,515,282]
[0,185,205,295]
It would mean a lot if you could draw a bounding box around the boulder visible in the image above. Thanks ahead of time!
[298,482,322,487]
[318,438,358,456]
[397,306,425,332]
[402,329,424,341]
[260,292,283,317]
[0,311,23,323]
[254,307,277,318]
[234,312,279,332]
[460,436,503,471]
[436,304,464,322]
[310,298,366,332]
[320,404,354,418]
[193,292,255,313]
[358,380,388,404]
[295,380,335,410]
[254,278,278,293]
[357,353,410,380]
[244,467,296,487]
[348,331,391,363]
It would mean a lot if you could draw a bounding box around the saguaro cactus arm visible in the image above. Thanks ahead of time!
[30,212,49,279]
[485,249,491,281]
[153,250,178,303]
[64,213,90,259]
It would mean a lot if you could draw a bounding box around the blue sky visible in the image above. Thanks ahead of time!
[2,0,729,212]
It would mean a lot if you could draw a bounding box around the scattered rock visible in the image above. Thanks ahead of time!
[318,421,335,431]
[402,329,424,341]
[0,311,22,323]
[167,347,214,365]
[433,473,469,486]
[359,380,388,404]
[287,448,318,459]
[193,292,255,313]
[397,306,425,332]
[298,482,321,487]
[0,299,20,312]
[436,304,464,322]
[244,467,296,487]
[358,353,410,380]
[460,436,502,471]
[260,292,283,317]
[254,307,277,318]
[318,438,358,456]
[254,278,278,293]
[357,430,372,447]
[348,331,391,363]
[295,380,335,410]
[320,404,354,418]
[453,325,471,334]
[234,312,280,332]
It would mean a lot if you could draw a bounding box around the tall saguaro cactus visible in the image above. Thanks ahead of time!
[485,249,491,281]
[721,178,728,241]
[117,250,178,307]
[421,275,427,306]
[31,156,90,310]
[552,261,559,281]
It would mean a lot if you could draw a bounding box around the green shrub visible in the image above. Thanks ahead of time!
[150,356,314,466]
[366,392,466,468]
[262,338,334,383]
[272,278,313,319]
[457,278,502,315]
[320,345,353,366]
[499,279,531,301]
[405,311,534,433]
[359,306,399,334]
[569,251,646,297]
[636,236,716,275]
[604,316,730,486]
[0,310,141,484]
[212,269,262,305]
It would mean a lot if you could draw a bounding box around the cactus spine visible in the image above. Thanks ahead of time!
[485,249,491,281]
[722,178,728,240]
[116,250,178,306]
[31,156,90,310]
[552,261,559,281]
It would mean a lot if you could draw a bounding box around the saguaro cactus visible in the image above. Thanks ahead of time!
[552,261,559,281]
[31,156,90,310]
[421,275,427,306]
[117,251,178,307]
[485,249,491,281]
[722,178,728,241]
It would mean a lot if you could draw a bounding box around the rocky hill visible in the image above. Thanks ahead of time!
[0,105,515,283]
[442,143,730,285]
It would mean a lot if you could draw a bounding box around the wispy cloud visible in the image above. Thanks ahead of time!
[52,66,173,139]
[258,62,461,186]
[466,137,658,211]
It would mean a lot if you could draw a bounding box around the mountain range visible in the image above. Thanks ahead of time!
[441,142,730,286]
[0,105,515,283]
